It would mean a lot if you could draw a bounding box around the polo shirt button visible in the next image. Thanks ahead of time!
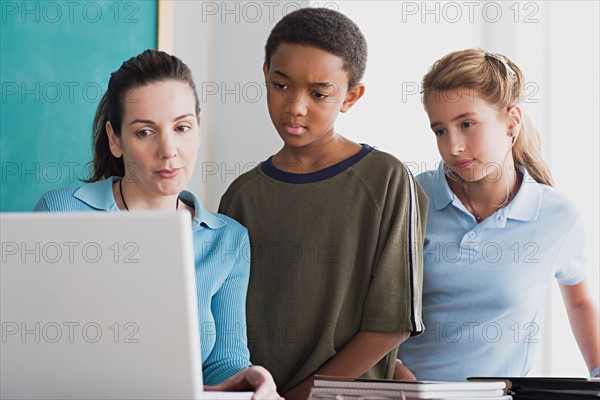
[497,214,502,220]
[468,231,476,238]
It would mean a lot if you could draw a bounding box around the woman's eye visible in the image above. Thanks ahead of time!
[136,129,152,137]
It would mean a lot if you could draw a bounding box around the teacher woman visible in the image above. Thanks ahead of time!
[34,49,281,400]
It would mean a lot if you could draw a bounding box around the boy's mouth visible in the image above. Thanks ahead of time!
[284,123,307,135]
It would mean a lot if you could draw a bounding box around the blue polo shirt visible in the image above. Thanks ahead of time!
[34,177,251,385]
[399,162,587,380]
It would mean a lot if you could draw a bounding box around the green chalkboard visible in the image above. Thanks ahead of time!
[1,0,157,211]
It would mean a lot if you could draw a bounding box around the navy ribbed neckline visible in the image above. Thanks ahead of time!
[261,144,373,184]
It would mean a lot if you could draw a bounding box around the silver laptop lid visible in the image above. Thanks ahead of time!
[1,211,203,399]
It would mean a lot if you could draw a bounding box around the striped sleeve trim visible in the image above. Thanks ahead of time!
[403,164,424,335]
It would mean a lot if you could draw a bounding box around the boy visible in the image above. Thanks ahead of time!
[218,8,427,399]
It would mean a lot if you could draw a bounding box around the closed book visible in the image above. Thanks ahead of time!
[311,385,510,399]
[310,376,507,399]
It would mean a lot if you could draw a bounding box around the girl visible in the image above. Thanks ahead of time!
[34,49,280,399]
[396,49,600,380]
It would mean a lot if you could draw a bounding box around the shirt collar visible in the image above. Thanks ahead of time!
[505,165,542,222]
[73,177,225,230]
[431,162,455,211]
[178,190,226,230]
[73,177,120,211]
[432,162,541,221]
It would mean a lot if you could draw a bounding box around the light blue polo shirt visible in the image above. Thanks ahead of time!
[399,162,586,381]
[34,177,252,385]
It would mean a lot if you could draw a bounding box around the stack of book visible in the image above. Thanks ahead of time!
[309,376,511,399]
[468,377,600,400]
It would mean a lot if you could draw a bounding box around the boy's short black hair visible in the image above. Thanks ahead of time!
[265,8,367,89]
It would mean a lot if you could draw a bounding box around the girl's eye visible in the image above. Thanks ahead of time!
[136,129,152,138]
[461,121,475,129]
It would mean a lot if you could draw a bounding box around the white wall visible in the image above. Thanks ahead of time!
[173,0,599,376]
[173,0,307,210]
[542,1,599,376]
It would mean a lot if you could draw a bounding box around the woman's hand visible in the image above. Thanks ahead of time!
[204,365,283,400]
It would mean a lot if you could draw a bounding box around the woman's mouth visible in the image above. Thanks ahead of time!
[156,168,181,179]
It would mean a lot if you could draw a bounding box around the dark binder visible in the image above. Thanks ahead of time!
[468,377,600,399]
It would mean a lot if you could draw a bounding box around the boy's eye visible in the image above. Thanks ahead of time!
[433,129,446,136]
[311,91,329,100]
[272,82,288,90]
[461,121,475,129]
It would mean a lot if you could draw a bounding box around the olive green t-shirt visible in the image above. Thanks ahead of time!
[218,146,427,393]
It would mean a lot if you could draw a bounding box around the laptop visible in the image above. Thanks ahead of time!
[0,211,252,399]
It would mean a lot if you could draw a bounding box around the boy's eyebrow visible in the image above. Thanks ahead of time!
[272,70,291,80]
[272,69,334,88]
[430,112,477,128]
[129,114,195,126]
[310,82,335,89]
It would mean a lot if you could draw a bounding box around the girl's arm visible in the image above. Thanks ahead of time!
[560,279,600,376]
[283,330,410,400]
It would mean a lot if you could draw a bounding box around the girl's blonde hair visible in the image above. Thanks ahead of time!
[422,48,554,186]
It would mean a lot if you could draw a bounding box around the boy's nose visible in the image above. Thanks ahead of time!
[285,92,308,117]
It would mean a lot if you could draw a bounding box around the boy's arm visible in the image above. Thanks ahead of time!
[283,330,410,400]
[393,359,417,380]
[560,280,600,376]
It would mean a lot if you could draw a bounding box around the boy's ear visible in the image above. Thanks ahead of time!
[106,121,123,159]
[341,83,365,113]
[262,62,269,82]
